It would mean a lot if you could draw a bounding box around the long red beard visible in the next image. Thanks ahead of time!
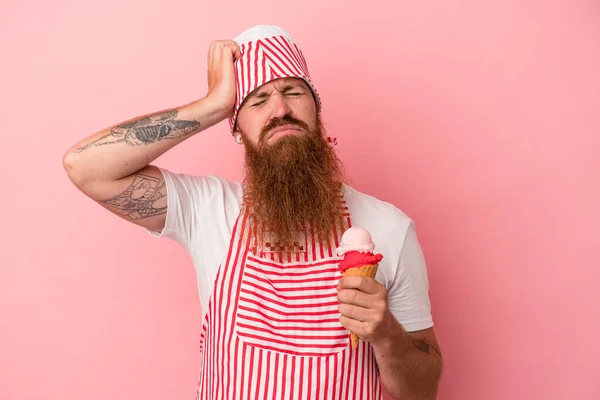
[242,117,346,246]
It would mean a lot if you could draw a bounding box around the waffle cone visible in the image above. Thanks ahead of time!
[343,264,378,278]
[342,263,379,348]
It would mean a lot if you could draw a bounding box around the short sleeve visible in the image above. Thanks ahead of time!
[147,168,242,252]
[387,221,434,332]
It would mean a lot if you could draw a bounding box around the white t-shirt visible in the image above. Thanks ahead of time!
[148,168,434,333]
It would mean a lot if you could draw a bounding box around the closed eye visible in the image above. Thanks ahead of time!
[251,100,267,107]
[251,90,303,106]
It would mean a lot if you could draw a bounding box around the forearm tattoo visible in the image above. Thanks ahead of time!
[100,173,167,220]
[75,109,200,152]
[414,340,431,354]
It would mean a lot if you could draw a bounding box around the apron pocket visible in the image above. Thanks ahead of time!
[234,252,349,357]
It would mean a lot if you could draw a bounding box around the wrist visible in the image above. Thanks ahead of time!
[181,97,231,130]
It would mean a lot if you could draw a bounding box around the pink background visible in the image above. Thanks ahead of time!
[2,0,599,399]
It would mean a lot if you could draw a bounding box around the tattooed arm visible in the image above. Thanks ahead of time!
[63,98,221,183]
[63,40,241,232]
[62,100,218,231]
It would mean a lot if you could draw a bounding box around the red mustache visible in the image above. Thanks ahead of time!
[260,114,309,142]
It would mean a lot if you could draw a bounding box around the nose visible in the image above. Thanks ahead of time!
[269,93,292,119]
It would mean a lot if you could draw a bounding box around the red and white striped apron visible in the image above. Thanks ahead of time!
[196,199,383,399]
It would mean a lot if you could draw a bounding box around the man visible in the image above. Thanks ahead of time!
[63,25,443,399]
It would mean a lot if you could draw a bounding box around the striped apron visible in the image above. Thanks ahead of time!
[196,199,383,399]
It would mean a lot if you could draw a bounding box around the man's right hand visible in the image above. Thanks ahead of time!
[206,40,242,121]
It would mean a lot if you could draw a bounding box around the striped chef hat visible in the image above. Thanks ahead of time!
[229,25,334,144]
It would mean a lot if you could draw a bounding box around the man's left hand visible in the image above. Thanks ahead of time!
[337,275,393,346]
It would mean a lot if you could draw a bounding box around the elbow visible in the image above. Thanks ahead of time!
[62,149,87,188]
[62,150,74,172]
[62,149,77,177]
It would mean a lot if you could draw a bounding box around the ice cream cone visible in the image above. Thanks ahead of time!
[343,263,379,348]
[336,226,383,350]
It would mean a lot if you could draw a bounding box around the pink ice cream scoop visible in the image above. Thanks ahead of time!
[336,226,376,256]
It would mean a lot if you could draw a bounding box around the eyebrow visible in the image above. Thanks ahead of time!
[249,84,304,101]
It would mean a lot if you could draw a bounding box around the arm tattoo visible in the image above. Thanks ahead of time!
[75,109,200,152]
[414,340,431,354]
[100,173,167,220]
